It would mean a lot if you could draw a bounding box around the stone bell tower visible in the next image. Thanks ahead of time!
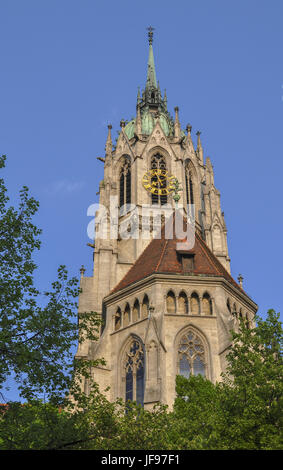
[75,29,257,409]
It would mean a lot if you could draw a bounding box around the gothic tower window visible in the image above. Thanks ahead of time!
[177,330,206,379]
[185,163,194,206]
[123,303,131,327]
[178,292,189,314]
[150,154,167,205]
[119,156,131,211]
[124,339,145,406]
[202,293,213,315]
[142,295,149,318]
[166,291,176,314]
[132,299,140,323]
[114,307,122,331]
[190,292,200,315]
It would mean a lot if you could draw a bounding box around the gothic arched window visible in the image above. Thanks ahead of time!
[124,339,145,406]
[178,292,189,314]
[142,295,149,318]
[132,299,140,323]
[114,308,122,331]
[166,291,176,314]
[150,154,167,205]
[185,165,194,206]
[190,292,200,315]
[202,293,213,315]
[178,330,206,378]
[123,303,131,327]
[119,156,131,211]
[185,162,195,218]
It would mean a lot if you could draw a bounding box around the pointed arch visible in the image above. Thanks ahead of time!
[142,294,149,318]
[132,299,140,323]
[190,292,200,315]
[176,327,208,379]
[202,292,213,315]
[184,159,200,218]
[123,303,131,327]
[178,291,189,314]
[114,307,122,331]
[119,155,131,211]
[121,335,145,407]
[166,290,176,314]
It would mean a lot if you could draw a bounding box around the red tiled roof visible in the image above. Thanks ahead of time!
[110,213,241,295]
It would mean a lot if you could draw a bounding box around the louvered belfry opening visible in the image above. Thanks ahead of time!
[119,156,131,211]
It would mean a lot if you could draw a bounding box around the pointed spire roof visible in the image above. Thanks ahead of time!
[124,29,177,139]
[110,213,242,295]
[146,27,157,89]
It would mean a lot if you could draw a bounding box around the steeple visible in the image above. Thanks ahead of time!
[123,29,176,139]
[146,26,157,90]
[133,27,174,137]
[138,29,161,112]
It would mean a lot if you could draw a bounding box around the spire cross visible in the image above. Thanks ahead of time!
[147,26,155,44]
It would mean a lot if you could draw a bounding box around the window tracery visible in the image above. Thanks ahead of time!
[124,339,145,406]
[178,330,206,378]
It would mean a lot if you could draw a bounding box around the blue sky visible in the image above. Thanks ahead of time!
[1,1,283,399]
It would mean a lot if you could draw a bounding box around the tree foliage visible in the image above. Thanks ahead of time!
[0,154,102,404]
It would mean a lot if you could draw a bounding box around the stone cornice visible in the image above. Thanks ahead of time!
[104,272,258,312]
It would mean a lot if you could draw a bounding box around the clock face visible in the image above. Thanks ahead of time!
[142,169,176,196]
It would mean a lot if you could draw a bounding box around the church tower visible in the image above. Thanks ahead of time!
[76,30,257,409]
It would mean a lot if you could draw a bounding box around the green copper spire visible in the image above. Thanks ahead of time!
[146,26,157,89]
[124,29,182,140]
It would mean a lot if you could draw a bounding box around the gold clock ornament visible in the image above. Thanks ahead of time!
[142,169,177,196]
